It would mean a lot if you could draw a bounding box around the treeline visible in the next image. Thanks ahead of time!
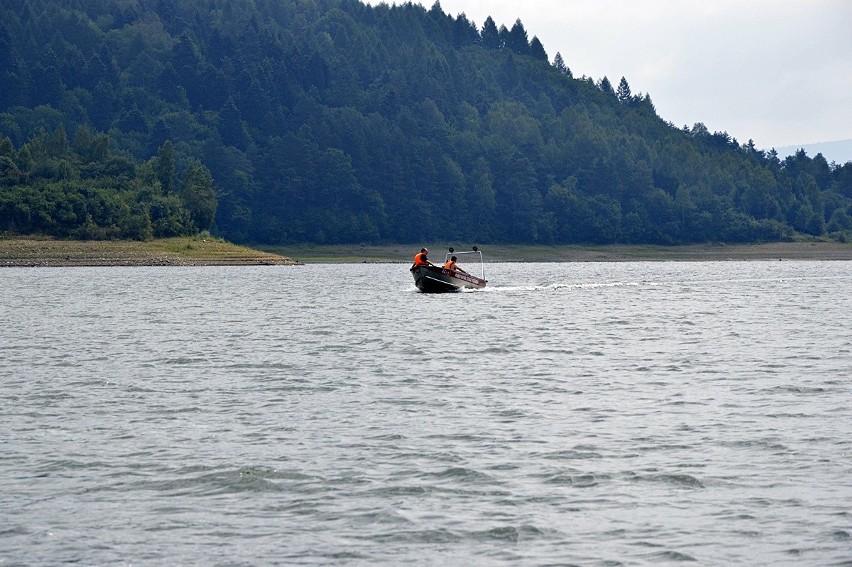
[1,0,851,244]
[0,126,216,239]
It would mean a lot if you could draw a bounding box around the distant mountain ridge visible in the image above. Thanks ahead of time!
[774,139,852,166]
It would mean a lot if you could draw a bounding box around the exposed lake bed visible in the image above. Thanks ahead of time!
[3,236,851,266]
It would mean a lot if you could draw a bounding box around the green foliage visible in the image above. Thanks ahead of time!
[0,0,850,245]
[154,140,176,195]
[180,159,217,232]
[0,127,202,240]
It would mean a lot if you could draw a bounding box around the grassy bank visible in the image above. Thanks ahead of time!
[263,241,852,263]
[0,236,298,267]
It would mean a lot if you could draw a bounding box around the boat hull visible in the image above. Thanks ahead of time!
[411,265,486,293]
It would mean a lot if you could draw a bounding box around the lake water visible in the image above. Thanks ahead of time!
[2,261,851,565]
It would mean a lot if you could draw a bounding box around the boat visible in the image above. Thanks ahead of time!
[410,247,487,293]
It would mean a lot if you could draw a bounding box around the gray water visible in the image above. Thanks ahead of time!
[2,261,851,565]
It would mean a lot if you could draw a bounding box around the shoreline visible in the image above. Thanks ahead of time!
[2,238,851,267]
[0,237,299,267]
[264,241,852,263]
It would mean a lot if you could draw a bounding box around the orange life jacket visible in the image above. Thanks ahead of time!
[414,253,429,266]
[444,260,455,270]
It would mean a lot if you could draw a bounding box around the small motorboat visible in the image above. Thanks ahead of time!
[411,247,487,293]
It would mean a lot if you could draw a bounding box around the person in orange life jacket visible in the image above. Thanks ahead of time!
[413,248,433,267]
[443,255,467,274]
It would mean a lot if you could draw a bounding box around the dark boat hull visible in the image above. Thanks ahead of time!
[411,265,487,293]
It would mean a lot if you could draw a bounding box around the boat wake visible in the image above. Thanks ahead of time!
[484,281,643,293]
[410,272,852,295]
[483,274,852,293]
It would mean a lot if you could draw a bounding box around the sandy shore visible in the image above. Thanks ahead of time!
[0,238,299,267]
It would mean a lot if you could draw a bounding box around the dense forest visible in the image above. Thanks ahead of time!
[2,0,851,244]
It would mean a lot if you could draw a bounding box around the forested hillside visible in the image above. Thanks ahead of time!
[2,0,851,244]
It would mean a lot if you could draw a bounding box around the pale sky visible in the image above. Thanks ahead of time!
[365,0,852,152]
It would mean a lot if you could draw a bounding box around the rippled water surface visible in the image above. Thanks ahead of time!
[2,261,851,565]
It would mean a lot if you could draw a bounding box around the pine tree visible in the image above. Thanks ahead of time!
[480,16,500,49]
[616,76,631,103]
[552,52,572,77]
[506,19,529,56]
[529,36,547,61]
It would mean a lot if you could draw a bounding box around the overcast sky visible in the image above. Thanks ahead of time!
[366,0,852,152]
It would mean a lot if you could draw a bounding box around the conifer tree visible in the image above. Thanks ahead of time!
[498,25,510,50]
[530,36,547,61]
[616,76,632,103]
[480,16,500,49]
[507,19,530,56]
[553,52,572,77]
